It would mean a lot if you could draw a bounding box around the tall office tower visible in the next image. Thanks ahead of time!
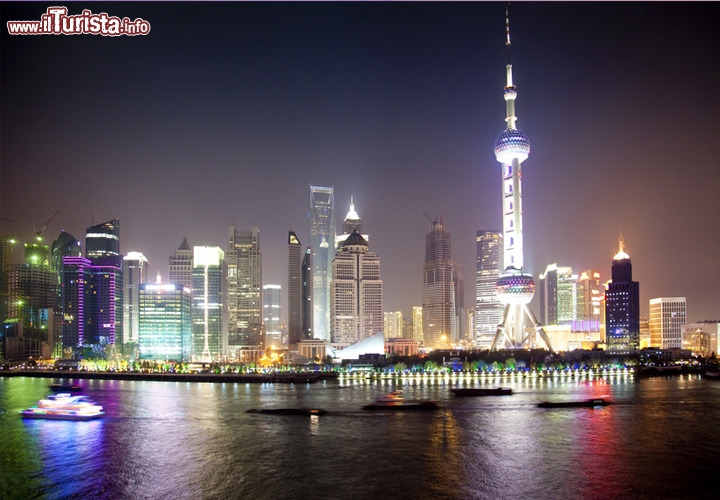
[605,234,640,353]
[576,270,603,323]
[649,297,686,349]
[412,306,423,343]
[454,268,465,343]
[302,247,313,339]
[490,8,553,352]
[539,264,575,325]
[335,197,368,248]
[422,218,456,349]
[309,185,335,341]
[192,246,226,362]
[330,230,382,344]
[122,252,149,355]
[169,237,193,288]
[226,226,262,348]
[287,231,304,345]
[85,219,122,347]
[384,311,403,339]
[263,285,282,349]
[138,282,192,361]
[475,230,504,349]
[60,256,91,352]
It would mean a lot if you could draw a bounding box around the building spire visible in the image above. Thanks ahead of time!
[503,4,517,130]
[614,232,630,260]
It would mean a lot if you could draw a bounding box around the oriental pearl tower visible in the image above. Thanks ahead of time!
[490,6,554,352]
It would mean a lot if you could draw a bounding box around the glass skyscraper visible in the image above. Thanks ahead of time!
[475,230,503,349]
[138,283,192,361]
[192,246,226,362]
[227,226,262,349]
[309,185,335,341]
[422,218,456,349]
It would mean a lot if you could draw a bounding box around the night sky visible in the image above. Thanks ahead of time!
[2,2,719,323]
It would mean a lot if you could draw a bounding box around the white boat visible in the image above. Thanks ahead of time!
[21,393,105,420]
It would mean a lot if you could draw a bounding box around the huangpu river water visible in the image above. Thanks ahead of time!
[1,373,719,500]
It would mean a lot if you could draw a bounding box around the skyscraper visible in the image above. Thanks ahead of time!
[330,230,382,344]
[412,306,423,344]
[309,185,335,341]
[384,311,403,339]
[422,218,456,349]
[61,256,91,353]
[227,226,262,348]
[263,285,282,349]
[287,231,304,345]
[539,264,576,325]
[169,237,193,288]
[122,252,149,355]
[475,230,503,349]
[192,246,226,362]
[138,282,192,362]
[649,297,686,349]
[302,247,313,340]
[490,8,553,352]
[576,270,603,324]
[605,234,640,353]
[85,219,122,348]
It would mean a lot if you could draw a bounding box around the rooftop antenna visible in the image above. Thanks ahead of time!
[505,3,512,64]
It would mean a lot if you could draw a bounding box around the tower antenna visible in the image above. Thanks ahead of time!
[505,3,512,64]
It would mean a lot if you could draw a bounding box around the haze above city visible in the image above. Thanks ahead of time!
[2,2,719,322]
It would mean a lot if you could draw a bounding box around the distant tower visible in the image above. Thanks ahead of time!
[138,282,192,362]
[85,219,122,347]
[309,185,335,341]
[227,226,262,348]
[422,217,456,349]
[61,256,91,353]
[287,231,304,345]
[412,306,423,344]
[490,8,553,351]
[576,270,603,324]
[169,237,193,288]
[475,230,504,349]
[263,285,282,349]
[302,247,313,339]
[649,297,686,349]
[330,230,382,343]
[605,234,640,353]
[539,264,575,326]
[122,252,149,356]
[192,246,226,362]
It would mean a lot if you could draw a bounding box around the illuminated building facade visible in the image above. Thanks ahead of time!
[227,226,262,348]
[61,256,91,351]
[576,270,603,323]
[649,297,686,349]
[169,237,193,288]
[422,219,456,349]
[412,306,423,343]
[605,235,640,353]
[302,248,313,341]
[682,321,719,358]
[122,252,149,353]
[85,219,122,347]
[287,231,310,345]
[490,8,553,351]
[330,230,382,344]
[263,285,282,349]
[309,185,335,341]
[384,311,403,339]
[475,230,503,349]
[539,264,576,326]
[138,283,192,361]
[192,246,226,362]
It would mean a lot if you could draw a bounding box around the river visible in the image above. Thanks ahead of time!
[1,374,718,499]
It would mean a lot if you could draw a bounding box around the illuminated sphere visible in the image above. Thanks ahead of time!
[494,129,530,164]
[495,269,535,305]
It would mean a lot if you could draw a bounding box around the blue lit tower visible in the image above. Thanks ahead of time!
[490,7,553,351]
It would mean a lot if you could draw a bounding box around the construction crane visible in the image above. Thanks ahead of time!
[33,210,60,242]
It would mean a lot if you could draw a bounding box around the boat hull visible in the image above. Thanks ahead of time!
[21,411,105,421]
[538,398,610,408]
[451,388,512,397]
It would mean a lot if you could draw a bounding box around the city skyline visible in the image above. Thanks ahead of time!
[2,2,719,322]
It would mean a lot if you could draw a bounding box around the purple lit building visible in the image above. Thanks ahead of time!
[61,256,91,350]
